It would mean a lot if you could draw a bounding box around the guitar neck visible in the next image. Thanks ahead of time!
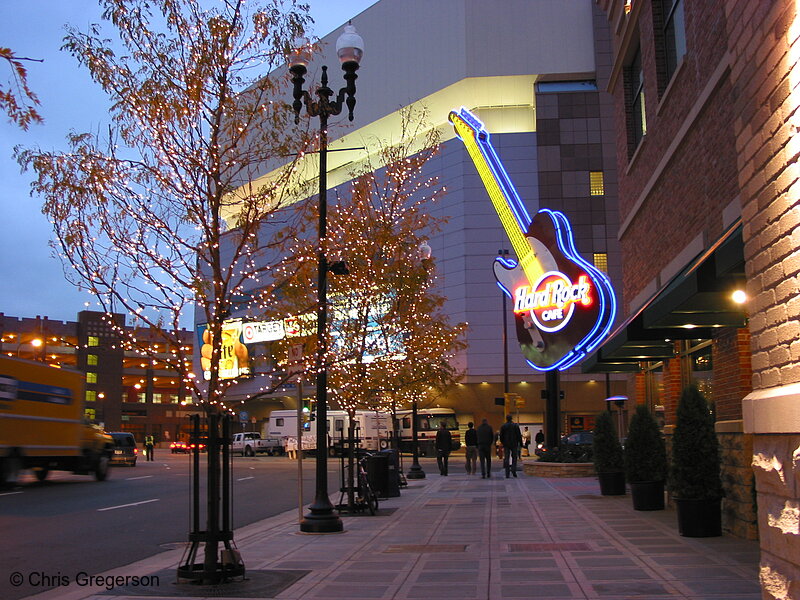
[450,111,543,284]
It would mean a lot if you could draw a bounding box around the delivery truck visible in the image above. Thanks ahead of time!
[0,355,114,486]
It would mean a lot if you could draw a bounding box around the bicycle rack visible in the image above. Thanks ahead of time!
[334,437,373,513]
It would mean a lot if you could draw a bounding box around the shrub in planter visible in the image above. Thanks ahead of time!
[624,404,667,510]
[592,411,625,495]
[670,384,722,536]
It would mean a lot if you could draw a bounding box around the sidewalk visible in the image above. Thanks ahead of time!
[25,459,762,600]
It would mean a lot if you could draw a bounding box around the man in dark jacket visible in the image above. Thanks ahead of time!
[476,418,494,478]
[499,414,523,477]
[464,421,478,474]
[435,421,453,476]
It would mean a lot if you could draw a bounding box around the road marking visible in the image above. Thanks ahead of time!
[98,498,160,512]
[0,491,23,497]
[125,475,154,481]
[237,476,255,481]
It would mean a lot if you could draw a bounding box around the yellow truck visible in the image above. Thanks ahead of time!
[0,355,114,486]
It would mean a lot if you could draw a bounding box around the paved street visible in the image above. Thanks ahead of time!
[9,460,762,600]
[0,452,338,600]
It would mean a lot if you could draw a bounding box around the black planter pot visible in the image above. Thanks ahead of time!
[597,471,626,496]
[675,497,722,537]
[629,480,665,510]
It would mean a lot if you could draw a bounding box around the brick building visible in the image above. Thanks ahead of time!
[0,311,196,445]
[588,0,800,595]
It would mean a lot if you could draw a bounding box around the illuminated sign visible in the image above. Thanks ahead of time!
[515,272,592,332]
[283,313,315,338]
[197,320,251,381]
[242,319,285,343]
[450,107,616,371]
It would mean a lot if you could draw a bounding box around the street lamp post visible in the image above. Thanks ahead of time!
[499,249,509,418]
[406,241,431,481]
[17,338,44,360]
[290,23,364,534]
[406,398,426,479]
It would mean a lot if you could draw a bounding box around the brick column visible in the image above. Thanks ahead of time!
[727,0,800,596]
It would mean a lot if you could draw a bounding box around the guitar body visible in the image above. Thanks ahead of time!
[494,210,615,370]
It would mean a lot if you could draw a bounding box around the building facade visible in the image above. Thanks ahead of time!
[210,0,628,437]
[590,0,800,595]
[0,311,196,445]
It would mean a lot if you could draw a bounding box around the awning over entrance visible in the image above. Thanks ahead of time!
[582,221,746,373]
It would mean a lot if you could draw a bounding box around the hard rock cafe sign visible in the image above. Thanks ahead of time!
[450,107,616,371]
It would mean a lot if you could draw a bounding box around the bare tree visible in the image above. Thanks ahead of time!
[269,109,466,500]
[16,0,315,583]
[1,47,43,129]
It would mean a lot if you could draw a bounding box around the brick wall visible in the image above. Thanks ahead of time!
[718,427,758,540]
[712,328,752,422]
[725,0,800,596]
[605,0,740,309]
[660,349,683,427]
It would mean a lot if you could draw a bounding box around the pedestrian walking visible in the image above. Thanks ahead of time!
[522,426,531,456]
[145,434,155,461]
[464,421,478,474]
[534,428,545,453]
[476,418,494,478]
[435,421,452,476]
[499,415,522,477]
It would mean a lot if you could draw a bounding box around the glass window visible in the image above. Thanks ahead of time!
[87,354,98,366]
[137,392,146,403]
[425,414,458,430]
[84,407,96,420]
[535,80,598,93]
[593,253,609,273]
[88,336,99,347]
[590,171,604,196]
[85,390,96,403]
[627,46,647,153]
[680,340,713,401]
[152,393,162,404]
[169,394,179,404]
[663,0,686,82]
[643,361,664,411]
[275,418,284,427]
[86,372,97,384]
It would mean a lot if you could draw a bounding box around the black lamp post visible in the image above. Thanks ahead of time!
[406,241,431,481]
[290,23,364,534]
[499,249,510,417]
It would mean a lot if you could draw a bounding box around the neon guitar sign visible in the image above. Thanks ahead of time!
[449,107,616,371]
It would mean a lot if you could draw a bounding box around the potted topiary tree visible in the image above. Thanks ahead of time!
[624,404,667,510]
[592,410,625,495]
[670,384,722,537]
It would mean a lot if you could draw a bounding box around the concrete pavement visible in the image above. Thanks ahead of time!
[22,458,762,600]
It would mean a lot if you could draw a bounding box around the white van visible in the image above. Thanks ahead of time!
[264,408,393,455]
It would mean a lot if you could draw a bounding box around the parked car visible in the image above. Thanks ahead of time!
[170,440,189,454]
[232,432,281,456]
[535,431,594,461]
[170,438,206,453]
[108,432,138,466]
[563,431,594,449]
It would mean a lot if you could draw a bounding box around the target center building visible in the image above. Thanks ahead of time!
[212,0,626,441]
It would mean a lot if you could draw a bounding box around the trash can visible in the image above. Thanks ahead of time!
[380,449,401,497]
[364,452,389,498]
